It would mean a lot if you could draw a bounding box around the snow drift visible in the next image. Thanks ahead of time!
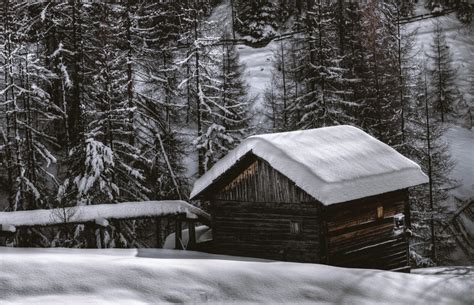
[0,248,472,304]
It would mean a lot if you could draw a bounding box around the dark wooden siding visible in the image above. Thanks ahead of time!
[211,200,321,262]
[214,157,315,203]
[324,190,409,270]
[210,157,322,262]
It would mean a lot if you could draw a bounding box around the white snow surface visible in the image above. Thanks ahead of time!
[0,247,472,304]
[0,201,209,227]
[191,125,428,204]
[445,126,474,200]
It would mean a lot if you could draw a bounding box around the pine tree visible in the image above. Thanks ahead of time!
[234,0,280,40]
[199,41,250,168]
[178,4,222,175]
[264,39,291,131]
[293,0,347,129]
[67,3,148,206]
[406,64,456,266]
[426,21,459,123]
[0,1,59,213]
[357,0,402,147]
[132,1,188,200]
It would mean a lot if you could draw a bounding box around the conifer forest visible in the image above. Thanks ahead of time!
[0,0,473,267]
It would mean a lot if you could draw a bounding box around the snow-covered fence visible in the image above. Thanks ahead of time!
[0,201,210,249]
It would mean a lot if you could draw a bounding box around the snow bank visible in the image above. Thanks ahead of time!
[191,125,428,204]
[0,201,209,227]
[0,247,472,304]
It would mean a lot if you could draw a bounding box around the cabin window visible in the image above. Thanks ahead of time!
[376,206,384,219]
[290,221,302,235]
[394,214,405,231]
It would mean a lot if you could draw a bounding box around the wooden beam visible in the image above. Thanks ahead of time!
[175,217,183,250]
[188,220,196,250]
[155,217,162,248]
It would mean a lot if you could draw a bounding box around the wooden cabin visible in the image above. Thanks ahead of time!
[190,125,428,271]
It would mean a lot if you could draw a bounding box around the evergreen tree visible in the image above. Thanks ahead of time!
[178,4,222,175]
[358,0,402,147]
[406,64,456,266]
[293,0,347,129]
[199,41,250,168]
[426,21,459,123]
[0,1,58,213]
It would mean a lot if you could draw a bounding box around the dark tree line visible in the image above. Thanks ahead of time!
[0,0,250,247]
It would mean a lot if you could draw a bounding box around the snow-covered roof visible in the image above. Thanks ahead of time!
[0,201,210,227]
[191,125,428,205]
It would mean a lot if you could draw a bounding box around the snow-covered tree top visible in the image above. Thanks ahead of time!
[191,125,428,205]
[0,201,209,227]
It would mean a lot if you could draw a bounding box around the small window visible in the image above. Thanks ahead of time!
[376,206,384,219]
[290,221,302,235]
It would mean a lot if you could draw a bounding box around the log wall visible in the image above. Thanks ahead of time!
[324,190,410,270]
[210,158,321,262]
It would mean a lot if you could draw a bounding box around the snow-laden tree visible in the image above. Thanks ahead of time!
[292,0,348,129]
[66,3,149,206]
[131,1,188,200]
[426,21,459,123]
[178,4,223,175]
[405,64,457,266]
[357,0,402,147]
[0,1,59,213]
[233,0,281,40]
[199,41,251,168]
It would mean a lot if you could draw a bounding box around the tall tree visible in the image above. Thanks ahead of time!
[426,21,459,123]
[198,41,250,169]
[406,64,456,265]
[293,0,347,129]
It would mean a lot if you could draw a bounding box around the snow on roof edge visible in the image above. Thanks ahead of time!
[0,200,210,227]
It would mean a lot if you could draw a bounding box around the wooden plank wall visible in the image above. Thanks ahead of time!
[211,158,322,262]
[211,200,321,262]
[215,158,315,204]
[324,190,410,270]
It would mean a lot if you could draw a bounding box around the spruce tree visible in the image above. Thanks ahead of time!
[199,41,250,168]
[406,64,457,266]
[358,0,402,147]
[426,21,459,123]
[294,0,346,129]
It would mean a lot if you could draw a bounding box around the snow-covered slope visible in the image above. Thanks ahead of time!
[0,248,472,304]
[406,12,474,110]
[445,125,474,200]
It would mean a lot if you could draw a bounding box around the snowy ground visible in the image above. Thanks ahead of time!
[445,125,474,201]
[406,12,474,110]
[0,248,472,304]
